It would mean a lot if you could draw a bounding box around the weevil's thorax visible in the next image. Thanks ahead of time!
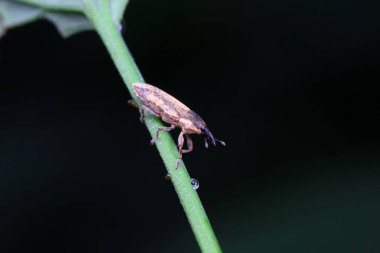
[179,118,203,134]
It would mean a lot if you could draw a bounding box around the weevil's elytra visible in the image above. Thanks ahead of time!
[132,82,225,168]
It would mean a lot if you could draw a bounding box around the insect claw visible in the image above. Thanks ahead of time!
[175,159,181,169]
[127,99,139,108]
[150,138,155,145]
[205,139,209,148]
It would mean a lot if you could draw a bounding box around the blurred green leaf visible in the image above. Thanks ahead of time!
[44,12,92,37]
[0,0,129,38]
[0,1,42,34]
[15,0,83,12]
[0,0,90,38]
[110,0,128,24]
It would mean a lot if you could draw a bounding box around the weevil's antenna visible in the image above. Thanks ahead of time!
[215,138,226,146]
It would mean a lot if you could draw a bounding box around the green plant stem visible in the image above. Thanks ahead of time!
[82,1,223,252]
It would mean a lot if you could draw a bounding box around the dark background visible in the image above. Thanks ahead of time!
[1,0,380,252]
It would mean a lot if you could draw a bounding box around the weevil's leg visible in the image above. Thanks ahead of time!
[127,99,139,108]
[138,107,145,123]
[175,131,185,169]
[128,99,159,123]
[175,133,193,168]
[181,134,193,154]
[138,105,159,123]
[150,125,175,145]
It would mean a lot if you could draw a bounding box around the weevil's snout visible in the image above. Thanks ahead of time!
[202,126,225,148]
[202,126,215,146]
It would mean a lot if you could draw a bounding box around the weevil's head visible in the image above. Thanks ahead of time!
[201,126,226,148]
[179,118,203,134]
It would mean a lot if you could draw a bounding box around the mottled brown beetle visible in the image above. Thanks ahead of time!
[132,82,225,168]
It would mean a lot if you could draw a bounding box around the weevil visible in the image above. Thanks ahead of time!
[132,82,225,168]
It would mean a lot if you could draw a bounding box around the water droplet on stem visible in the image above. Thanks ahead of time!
[190,178,199,190]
